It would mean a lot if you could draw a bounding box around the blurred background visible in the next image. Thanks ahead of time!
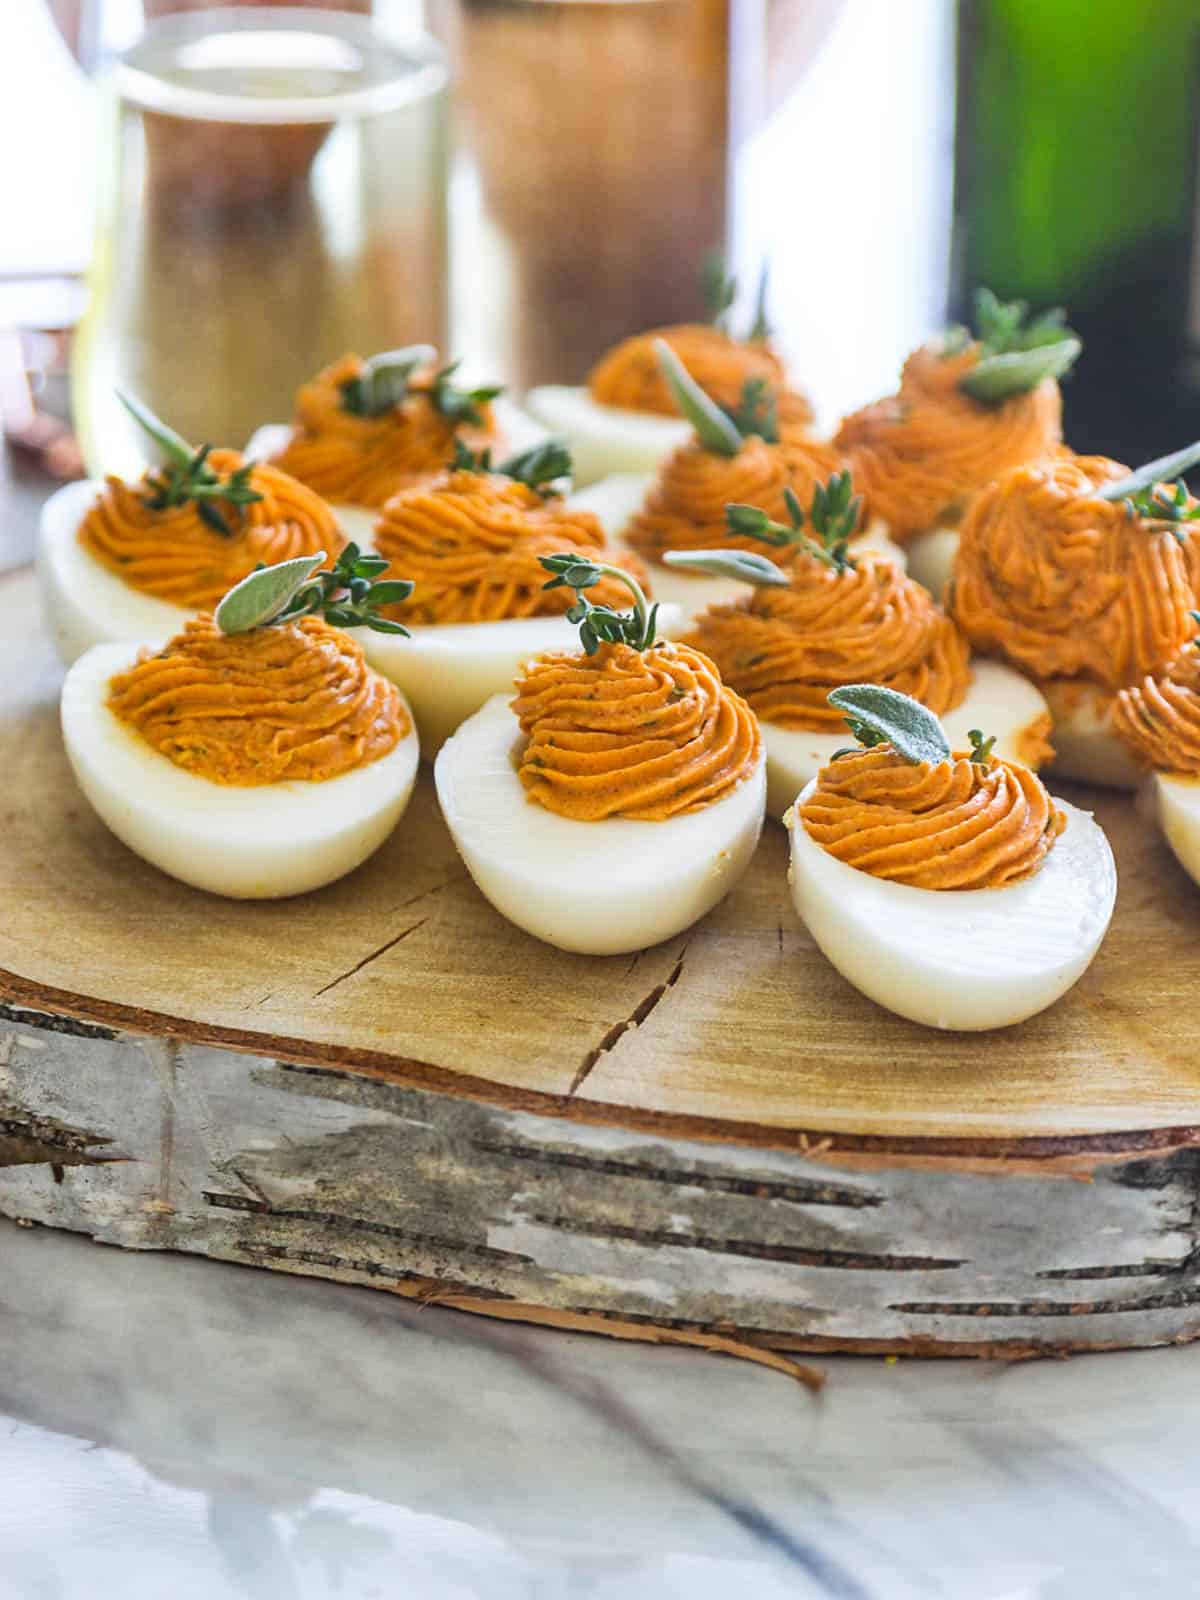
[2,0,1196,496]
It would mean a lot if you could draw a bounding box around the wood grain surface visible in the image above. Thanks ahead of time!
[5,567,1200,1150]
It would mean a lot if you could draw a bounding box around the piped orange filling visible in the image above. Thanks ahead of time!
[79,451,343,610]
[108,614,407,786]
[625,434,853,565]
[951,454,1198,689]
[799,745,1064,889]
[684,553,970,730]
[587,323,812,427]
[1113,647,1200,775]
[512,640,760,820]
[835,344,1063,541]
[272,354,498,509]
[372,468,643,624]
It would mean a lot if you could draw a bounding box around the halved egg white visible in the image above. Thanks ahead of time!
[61,641,419,899]
[760,660,1052,821]
[787,785,1116,1031]
[1041,680,1143,791]
[246,399,548,547]
[903,525,960,599]
[1153,774,1200,887]
[353,602,684,755]
[436,693,766,955]
[525,387,691,486]
[39,480,191,666]
[570,473,910,625]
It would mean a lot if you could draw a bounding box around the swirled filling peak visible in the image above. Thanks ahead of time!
[835,344,1063,541]
[272,354,498,508]
[108,613,407,786]
[587,324,812,428]
[79,451,343,610]
[372,467,642,625]
[684,552,971,730]
[626,433,853,565]
[1112,645,1200,775]
[951,453,1198,688]
[799,744,1065,889]
[512,640,760,820]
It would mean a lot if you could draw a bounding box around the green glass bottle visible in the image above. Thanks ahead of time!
[953,0,1200,463]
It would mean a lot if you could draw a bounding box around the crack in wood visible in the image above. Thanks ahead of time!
[889,1285,1200,1317]
[0,1005,117,1041]
[1039,1260,1187,1281]
[203,1191,537,1267]
[467,1139,883,1207]
[312,918,429,998]
[523,1212,964,1271]
[0,1112,120,1169]
[569,943,689,1096]
[232,1237,518,1298]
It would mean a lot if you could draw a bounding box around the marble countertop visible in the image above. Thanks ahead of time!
[3,1216,1199,1600]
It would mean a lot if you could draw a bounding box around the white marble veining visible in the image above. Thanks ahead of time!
[2,1219,1199,1598]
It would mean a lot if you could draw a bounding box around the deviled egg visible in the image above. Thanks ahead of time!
[436,554,766,955]
[256,346,545,544]
[669,477,1051,820]
[347,439,679,754]
[787,685,1116,1031]
[61,549,419,899]
[40,391,343,667]
[836,289,1081,597]
[526,261,813,486]
[951,444,1200,788]
[1112,630,1200,886]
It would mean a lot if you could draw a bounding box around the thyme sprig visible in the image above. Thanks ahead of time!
[451,436,573,493]
[722,377,779,444]
[214,544,413,637]
[655,339,755,457]
[828,685,952,767]
[1096,440,1200,540]
[117,389,263,537]
[701,254,772,343]
[539,552,659,655]
[430,360,504,427]
[967,728,996,765]
[951,288,1081,405]
[338,345,437,418]
[727,472,861,574]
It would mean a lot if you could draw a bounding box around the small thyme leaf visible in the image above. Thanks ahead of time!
[655,340,744,457]
[951,287,1082,404]
[451,438,492,474]
[429,360,504,427]
[701,251,738,332]
[1097,441,1200,525]
[722,377,779,444]
[967,728,996,765]
[339,345,437,419]
[662,548,791,587]
[215,545,415,637]
[539,552,657,654]
[726,470,860,574]
[827,685,951,768]
[496,438,573,493]
[748,263,771,343]
[118,388,263,536]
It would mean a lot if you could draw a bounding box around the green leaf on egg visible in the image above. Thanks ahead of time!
[661,548,792,587]
[654,340,745,458]
[827,684,951,768]
[215,553,327,635]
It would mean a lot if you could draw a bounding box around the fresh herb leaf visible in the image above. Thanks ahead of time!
[539,553,658,654]
[722,377,779,444]
[726,470,861,574]
[959,339,1081,403]
[451,438,493,474]
[118,389,263,536]
[497,438,573,492]
[661,548,791,587]
[748,262,771,343]
[1097,441,1200,539]
[827,684,951,768]
[655,339,746,458]
[339,345,437,418]
[429,360,504,427]
[952,288,1082,404]
[967,728,996,765]
[215,544,414,637]
[701,251,738,332]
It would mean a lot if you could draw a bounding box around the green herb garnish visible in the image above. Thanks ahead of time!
[828,684,951,767]
[452,436,573,494]
[338,345,437,419]
[214,544,413,637]
[1096,440,1200,541]
[722,377,779,444]
[967,728,996,765]
[727,471,861,574]
[661,547,791,587]
[655,339,744,456]
[701,254,772,343]
[953,288,1081,405]
[429,360,504,427]
[539,553,659,656]
[748,263,771,343]
[117,389,263,537]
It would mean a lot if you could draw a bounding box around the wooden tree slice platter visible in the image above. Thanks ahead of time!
[6,562,1200,1360]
